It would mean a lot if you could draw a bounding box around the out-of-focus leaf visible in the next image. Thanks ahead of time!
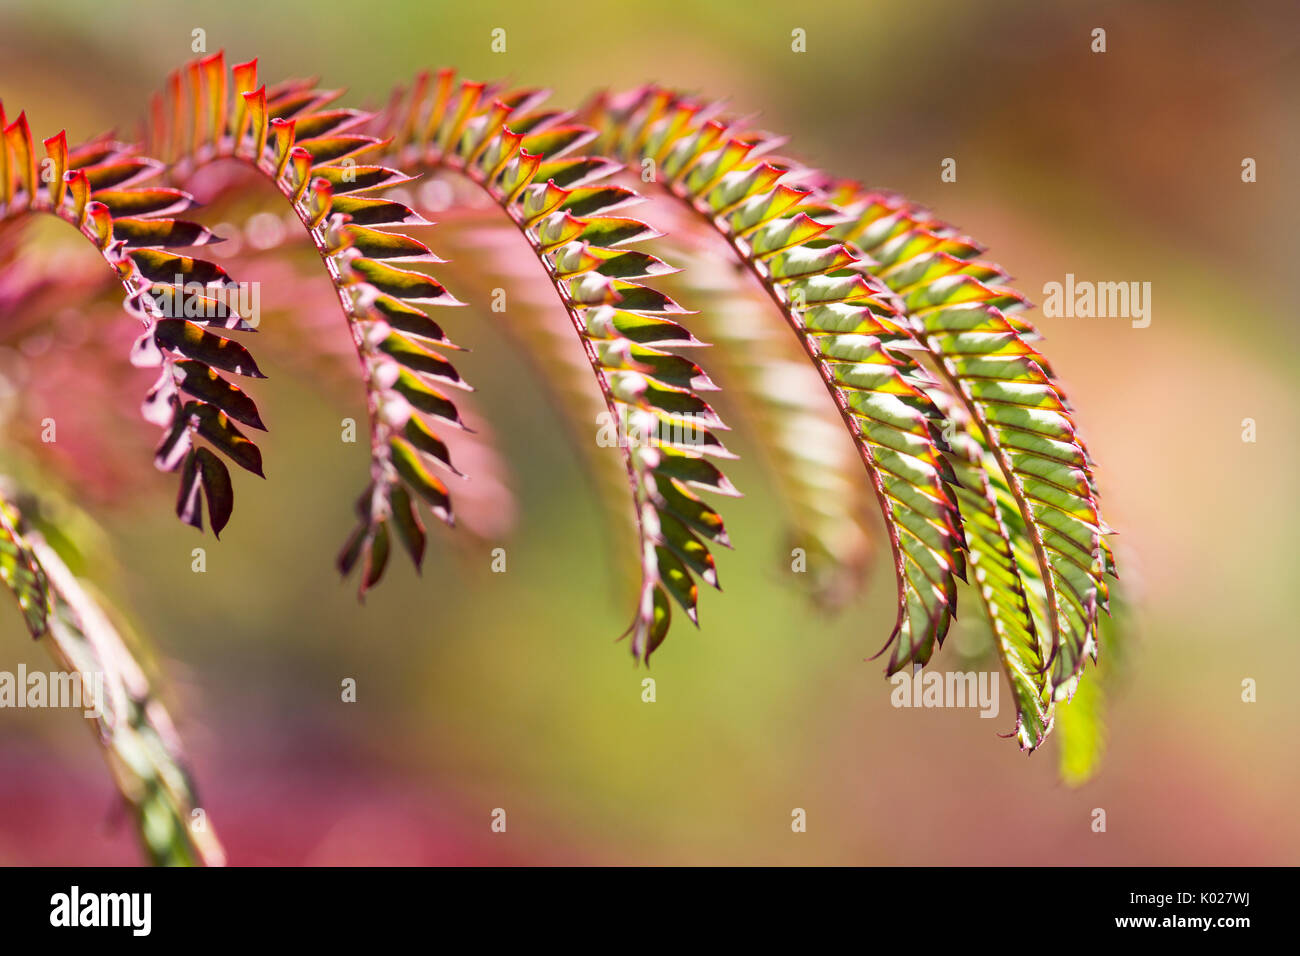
[0,491,223,865]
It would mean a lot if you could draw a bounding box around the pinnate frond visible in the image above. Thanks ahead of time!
[817,185,1114,700]
[143,54,468,591]
[0,103,266,536]
[372,73,738,659]
[584,87,1119,753]
[584,87,967,670]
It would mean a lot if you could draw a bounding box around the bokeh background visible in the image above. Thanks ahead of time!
[0,0,1297,864]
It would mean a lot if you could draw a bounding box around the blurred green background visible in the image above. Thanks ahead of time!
[0,0,1297,864]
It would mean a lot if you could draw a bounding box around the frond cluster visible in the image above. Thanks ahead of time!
[0,54,1123,867]
[582,87,1117,745]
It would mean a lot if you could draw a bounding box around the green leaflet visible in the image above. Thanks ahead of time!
[130,248,230,285]
[351,258,457,303]
[329,196,428,226]
[154,320,265,378]
[79,157,161,190]
[314,164,416,194]
[389,437,451,520]
[378,332,463,385]
[392,369,462,425]
[344,225,441,261]
[466,260,643,603]
[93,187,193,217]
[112,217,219,247]
[186,402,264,478]
[370,293,452,344]
[174,360,265,430]
[402,415,457,470]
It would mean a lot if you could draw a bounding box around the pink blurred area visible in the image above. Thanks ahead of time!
[0,731,543,866]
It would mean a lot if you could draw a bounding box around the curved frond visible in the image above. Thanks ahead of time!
[583,88,966,670]
[371,73,738,659]
[143,53,467,592]
[0,103,266,535]
[817,185,1114,699]
[0,489,224,865]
